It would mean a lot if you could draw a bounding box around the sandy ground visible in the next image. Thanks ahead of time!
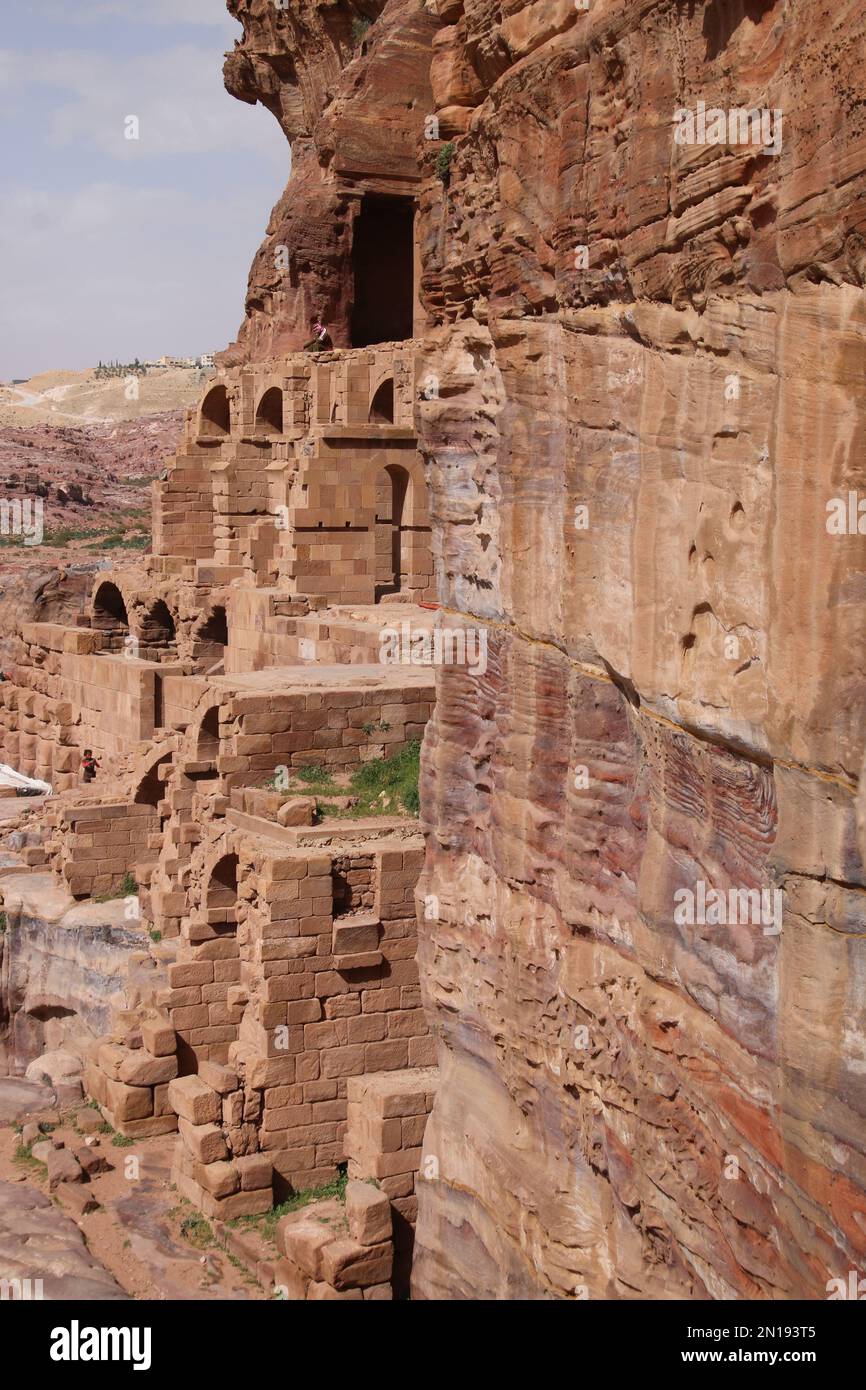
[0,1084,269,1301]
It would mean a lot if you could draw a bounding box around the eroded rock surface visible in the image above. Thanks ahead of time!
[200,0,866,1300]
[0,1180,128,1300]
[0,873,157,1072]
[407,0,866,1299]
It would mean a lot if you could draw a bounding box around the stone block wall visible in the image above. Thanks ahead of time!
[157,948,243,1066]
[346,1066,437,1292]
[224,592,425,674]
[147,830,432,1201]
[273,1181,394,1300]
[188,680,434,795]
[235,840,431,1195]
[49,800,158,899]
[268,1067,437,1301]
[151,451,214,563]
[82,1011,180,1139]
[169,1065,274,1221]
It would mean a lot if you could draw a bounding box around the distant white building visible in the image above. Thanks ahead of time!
[147,353,213,369]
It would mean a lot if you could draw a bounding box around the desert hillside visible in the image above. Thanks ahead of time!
[0,369,207,665]
[0,366,210,429]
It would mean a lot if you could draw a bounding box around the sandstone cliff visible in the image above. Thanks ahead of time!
[410,0,866,1299]
[220,0,437,363]
[216,0,866,1297]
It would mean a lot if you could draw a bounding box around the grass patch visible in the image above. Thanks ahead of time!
[265,745,421,821]
[293,764,339,790]
[93,870,138,903]
[85,532,149,552]
[13,1138,48,1172]
[228,1170,349,1245]
[437,141,455,183]
[111,1133,134,1148]
[346,740,420,816]
[180,1212,215,1249]
[351,16,372,44]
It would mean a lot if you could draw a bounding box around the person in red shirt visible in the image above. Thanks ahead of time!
[81,749,100,783]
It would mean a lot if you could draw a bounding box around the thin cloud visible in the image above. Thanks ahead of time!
[0,181,269,376]
[19,0,238,31]
[2,45,286,161]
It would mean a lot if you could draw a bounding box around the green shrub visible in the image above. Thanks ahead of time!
[437,141,455,183]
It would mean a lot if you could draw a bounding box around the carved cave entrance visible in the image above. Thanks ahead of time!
[351,195,416,347]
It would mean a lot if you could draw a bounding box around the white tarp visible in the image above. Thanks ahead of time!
[0,763,52,796]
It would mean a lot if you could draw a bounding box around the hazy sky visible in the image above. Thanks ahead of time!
[0,0,289,380]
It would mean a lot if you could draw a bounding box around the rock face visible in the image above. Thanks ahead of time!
[0,874,156,1073]
[407,0,866,1299]
[0,1181,128,1300]
[210,0,866,1300]
[219,0,437,363]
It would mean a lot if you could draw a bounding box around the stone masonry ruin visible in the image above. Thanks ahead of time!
[2,0,866,1309]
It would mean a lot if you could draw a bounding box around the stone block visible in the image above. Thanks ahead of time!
[168,1075,221,1125]
[320,1237,393,1291]
[276,1200,347,1279]
[141,1015,176,1057]
[198,1060,239,1095]
[236,1153,273,1192]
[346,1180,393,1247]
[178,1117,228,1164]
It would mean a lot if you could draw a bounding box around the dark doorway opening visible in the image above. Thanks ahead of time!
[351,195,415,347]
[255,388,283,435]
[92,582,129,651]
[134,753,172,808]
[194,607,228,672]
[200,385,230,436]
[207,853,239,932]
[369,379,395,424]
[375,463,410,601]
[197,706,220,760]
[140,600,176,657]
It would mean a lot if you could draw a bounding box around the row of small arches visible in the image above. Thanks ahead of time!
[92,582,227,657]
[199,378,395,438]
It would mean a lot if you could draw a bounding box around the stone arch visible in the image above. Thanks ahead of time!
[199,384,231,437]
[197,705,221,759]
[139,599,177,655]
[92,581,129,651]
[133,750,173,808]
[255,387,283,435]
[376,463,410,598]
[369,378,395,424]
[193,607,228,672]
[372,453,432,602]
[206,853,238,929]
